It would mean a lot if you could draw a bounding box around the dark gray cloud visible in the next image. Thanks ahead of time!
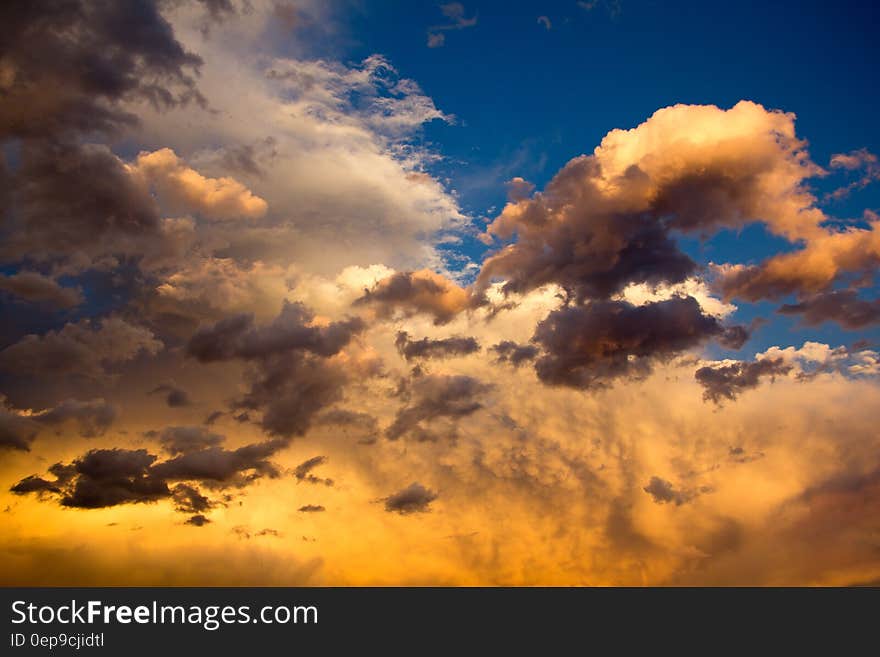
[0,272,83,308]
[151,438,288,484]
[10,474,62,495]
[233,352,349,438]
[490,340,539,366]
[395,331,479,361]
[779,290,880,329]
[0,408,40,452]
[185,514,211,526]
[293,456,333,486]
[354,270,473,325]
[532,296,737,389]
[36,398,117,437]
[643,476,693,506]
[187,302,365,363]
[203,410,225,425]
[298,504,325,513]
[149,384,192,407]
[383,482,438,514]
[695,357,792,403]
[172,483,213,513]
[59,448,170,509]
[0,0,203,139]
[475,156,699,304]
[315,409,380,444]
[386,374,490,440]
[156,426,225,455]
[0,315,161,379]
[187,302,364,438]
[12,433,291,509]
[1,141,162,268]
[0,398,115,452]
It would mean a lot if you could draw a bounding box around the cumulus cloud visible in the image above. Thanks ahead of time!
[156,426,224,454]
[643,476,692,506]
[395,331,480,361]
[149,384,192,408]
[1,141,163,270]
[12,434,291,509]
[490,341,539,367]
[355,270,472,325]
[383,482,438,514]
[172,483,213,513]
[477,101,824,304]
[0,272,83,308]
[695,358,792,403]
[187,301,363,363]
[186,301,364,438]
[0,397,116,451]
[532,297,744,389]
[826,148,879,200]
[293,456,333,486]
[0,317,162,379]
[0,408,40,452]
[131,147,268,220]
[386,374,490,440]
[0,0,203,139]
[779,290,880,329]
[716,218,880,303]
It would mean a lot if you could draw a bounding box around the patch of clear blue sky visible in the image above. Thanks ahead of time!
[338,0,880,354]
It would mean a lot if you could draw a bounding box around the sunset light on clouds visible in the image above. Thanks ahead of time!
[1,0,879,586]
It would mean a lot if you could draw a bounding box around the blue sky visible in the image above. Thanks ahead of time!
[336,0,880,355]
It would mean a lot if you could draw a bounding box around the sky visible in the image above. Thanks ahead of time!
[1,0,879,585]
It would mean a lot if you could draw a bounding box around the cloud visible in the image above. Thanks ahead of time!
[537,16,552,30]
[52,449,170,509]
[476,101,824,304]
[532,297,743,389]
[395,331,480,361]
[386,374,490,440]
[187,301,365,438]
[826,148,879,200]
[150,439,288,483]
[185,514,211,526]
[131,148,268,220]
[293,456,333,486]
[695,358,792,403]
[1,141,163,271]
[0,272,83,308]
[355,270,472,325]
[172,483,213,513]
[715,217,880,303]
[0,316,162,379]
[0,408,40,452]
[187,301,364,363]
[34,398,117,438]
[0,397,115,452]
[779,290,880,329]
[149,384,193,408]
[298,504,325,512]
[384,482,438,514]
[643,476,692,506]
[427,33,445,48]
[0,0,203,139]
[490,341,539,367]
[12,435,292,509]
[156,426,225,454]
